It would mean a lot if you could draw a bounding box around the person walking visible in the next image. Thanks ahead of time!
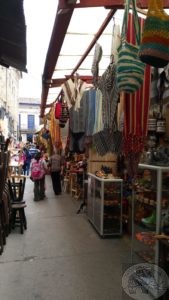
[30,151,48,201]
[49,148,64,195]
[22,147,32,176]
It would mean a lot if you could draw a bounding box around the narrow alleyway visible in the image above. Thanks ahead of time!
[0,176,131,300]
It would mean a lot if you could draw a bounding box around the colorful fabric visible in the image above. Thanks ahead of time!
[123,13,151,157]
[49,105,62,149]
[117,0,145,93]
[54,102,62,119]
[139,0,169,68]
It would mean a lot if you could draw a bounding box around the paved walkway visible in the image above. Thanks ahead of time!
[0,175,131,300]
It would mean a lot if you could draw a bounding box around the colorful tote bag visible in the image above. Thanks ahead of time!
[139,0,169,68]
[117,0,145,93]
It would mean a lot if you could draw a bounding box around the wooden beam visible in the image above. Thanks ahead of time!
[40,7,74,118]
[44,76,94,88]
[59,0,169,9]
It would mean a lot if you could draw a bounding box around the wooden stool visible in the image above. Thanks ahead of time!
[8,176,27,234]
[10,203,27,234]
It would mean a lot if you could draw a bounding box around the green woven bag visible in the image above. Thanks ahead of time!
[139,0,169,68]
[117,0,145,93]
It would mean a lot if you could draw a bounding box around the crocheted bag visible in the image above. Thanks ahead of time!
[139,0,169,67]
[117,0,145,93]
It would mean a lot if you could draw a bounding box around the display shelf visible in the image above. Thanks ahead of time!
[87,173,123,237]
[132,163,169,265]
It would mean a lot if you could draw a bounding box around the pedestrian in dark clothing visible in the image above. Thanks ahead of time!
[23,147,32,176]
[49,149,64,195]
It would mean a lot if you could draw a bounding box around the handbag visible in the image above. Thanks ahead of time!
[139,0,169,68]
[117,0,145,93]
[54,101,62,119]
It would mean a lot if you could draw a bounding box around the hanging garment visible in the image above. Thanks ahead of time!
[93,129,122,156]
[110,23,121,63]
[93,89,104,134]
[98,62,119,130]
[91,43,103,87]
[85,89,96,136]
[69,91,87,133]
[61,77,87,110]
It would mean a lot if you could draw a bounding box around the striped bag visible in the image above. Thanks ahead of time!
[117,0,145,93]
[139,0,169,68]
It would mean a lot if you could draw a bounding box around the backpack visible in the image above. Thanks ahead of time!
[31,159,44,180]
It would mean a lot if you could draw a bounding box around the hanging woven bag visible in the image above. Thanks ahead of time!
[117,0,145,93]
[139,0,169,68]
[54,101,62,120]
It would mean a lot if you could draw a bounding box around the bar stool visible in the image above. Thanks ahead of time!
[8,175,27,234]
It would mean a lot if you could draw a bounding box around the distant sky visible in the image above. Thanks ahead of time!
[19,0,58,98]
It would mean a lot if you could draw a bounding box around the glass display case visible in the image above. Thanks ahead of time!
[132,163,169,265]
[87,173,123,237]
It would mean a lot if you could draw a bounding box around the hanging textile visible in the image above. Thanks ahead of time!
[91,43,103,87]
[49,104,62,149]
[69,90,87,133]
[98,61,119,130]
[93,89,104,134]
[61,76,87,110]
[110,23,121,64]
[123,13,151,176]
[92,87,122,156]
[93,129,122,156]
[85,88,96,136]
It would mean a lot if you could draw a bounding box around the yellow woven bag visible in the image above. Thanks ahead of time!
[139,0,169,67]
